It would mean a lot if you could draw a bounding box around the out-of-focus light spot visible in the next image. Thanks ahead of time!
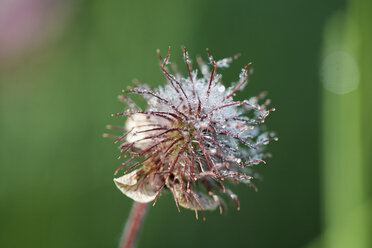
[321,51,359,95]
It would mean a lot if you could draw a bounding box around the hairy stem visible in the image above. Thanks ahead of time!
[120,202,149,248]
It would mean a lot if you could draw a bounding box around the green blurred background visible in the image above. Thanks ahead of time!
[0,0,371,247]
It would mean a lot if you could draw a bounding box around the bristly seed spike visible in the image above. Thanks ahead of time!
[107,48,276,217]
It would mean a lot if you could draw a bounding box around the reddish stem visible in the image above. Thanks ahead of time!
[120,202,149,248]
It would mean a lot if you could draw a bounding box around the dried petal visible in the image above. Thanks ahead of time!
[177,190,217,211]
[114,169,158,203]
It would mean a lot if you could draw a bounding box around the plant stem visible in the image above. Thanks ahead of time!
[120,202,149,248]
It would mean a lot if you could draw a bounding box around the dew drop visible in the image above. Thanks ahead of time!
[218,85,225,93]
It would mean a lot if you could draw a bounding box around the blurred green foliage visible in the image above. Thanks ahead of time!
[320,0,372,247]
[2,0,369,248]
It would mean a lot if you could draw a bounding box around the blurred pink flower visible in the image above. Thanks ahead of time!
[0,0,68,61]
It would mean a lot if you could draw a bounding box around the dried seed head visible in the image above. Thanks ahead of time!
[107,47,277,218]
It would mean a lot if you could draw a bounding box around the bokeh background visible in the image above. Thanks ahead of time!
[0,0,371,247]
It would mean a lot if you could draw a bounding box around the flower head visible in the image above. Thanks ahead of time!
[105,47,276,218]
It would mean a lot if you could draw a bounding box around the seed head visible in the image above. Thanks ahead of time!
[105,47,276,218]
